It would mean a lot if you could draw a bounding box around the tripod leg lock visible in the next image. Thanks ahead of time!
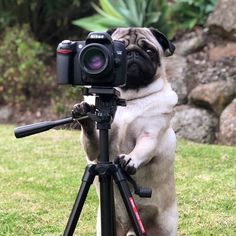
[128,176,152,198]
[114,164,152,198]
[135,187,152,198]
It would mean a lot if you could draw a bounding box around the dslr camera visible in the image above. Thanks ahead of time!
[57,32,126,87]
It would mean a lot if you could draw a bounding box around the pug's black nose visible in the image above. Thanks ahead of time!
[127,50,139,58]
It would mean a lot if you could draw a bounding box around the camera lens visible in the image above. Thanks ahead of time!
[84,49,106,71]
[80,44,112,77]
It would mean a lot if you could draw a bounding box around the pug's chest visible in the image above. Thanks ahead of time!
[109,104,151,155]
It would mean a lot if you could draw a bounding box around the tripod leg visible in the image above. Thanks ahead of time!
[98,128,116,236]
[99,174,116,236]
[64,165,96,236]
[113,167,147,236]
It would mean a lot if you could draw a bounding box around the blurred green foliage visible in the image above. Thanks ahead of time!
[173,0,218,29]
[73,0,175,37]
[0,0,95,44]
[73,0,218,38]
[0,25,55,106]
[0,24,84,114]
[52,86,83,116]
[73,0,161,30]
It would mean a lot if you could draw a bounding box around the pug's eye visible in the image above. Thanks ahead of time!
[146,49,155,56]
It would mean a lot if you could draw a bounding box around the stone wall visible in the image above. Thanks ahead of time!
[169,0,236,146]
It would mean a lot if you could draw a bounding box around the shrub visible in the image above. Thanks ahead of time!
[0,25,55,107]
[173,0,218,29]
[0,0,95,45]
[73,0,218,38]
[0,24,85,116]
[73,0,176,38]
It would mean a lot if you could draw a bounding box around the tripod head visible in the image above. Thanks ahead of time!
[83,87,126,129]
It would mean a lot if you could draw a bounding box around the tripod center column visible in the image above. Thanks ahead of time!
[99,129,110,163]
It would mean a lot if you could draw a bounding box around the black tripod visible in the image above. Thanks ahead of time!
[14,87,152,236]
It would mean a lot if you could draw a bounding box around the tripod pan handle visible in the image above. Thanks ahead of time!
[14,117,74,138]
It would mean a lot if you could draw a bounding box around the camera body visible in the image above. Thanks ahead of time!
[57,32,126,87]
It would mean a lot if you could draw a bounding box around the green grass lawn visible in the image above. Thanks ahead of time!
[0,125,235,235]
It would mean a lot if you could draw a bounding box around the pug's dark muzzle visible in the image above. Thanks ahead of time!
[124,50,157,90]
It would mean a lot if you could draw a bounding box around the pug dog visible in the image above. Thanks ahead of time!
[72,28,178,236]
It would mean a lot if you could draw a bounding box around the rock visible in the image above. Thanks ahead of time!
[189,80,236,115]
[172,105,218,143]
[175,33,206,56]
[218,98,236,145]
[0,106,13,123]
[209,42,236,61]
[207,0,236,40]
[185,55,236,93]
[166,54,188,104]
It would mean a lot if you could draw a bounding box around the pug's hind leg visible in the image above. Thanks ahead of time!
[148,205,177,236]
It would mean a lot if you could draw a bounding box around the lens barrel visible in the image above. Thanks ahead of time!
[80,44,112,78]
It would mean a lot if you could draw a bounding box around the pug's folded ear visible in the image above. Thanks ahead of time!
[106,28,117,36]
[149,27,175,57]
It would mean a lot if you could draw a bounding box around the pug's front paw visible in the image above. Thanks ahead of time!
[72,101,95,118]
[72,102,96,134]
[114,154,137,175]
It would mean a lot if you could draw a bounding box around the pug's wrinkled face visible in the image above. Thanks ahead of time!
[108,28,175,90]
